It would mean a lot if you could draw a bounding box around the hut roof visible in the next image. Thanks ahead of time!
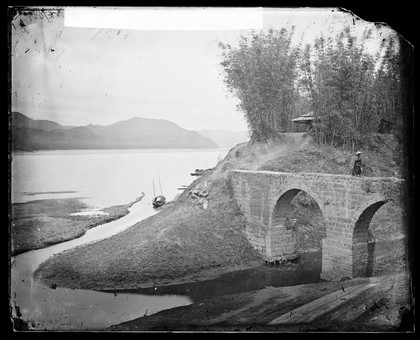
[292,112,314,123]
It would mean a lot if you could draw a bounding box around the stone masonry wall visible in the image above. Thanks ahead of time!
[229,172,270,257]
[269,224,297,261]
[229,170,403,281]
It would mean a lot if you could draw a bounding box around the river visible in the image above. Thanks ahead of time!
[10,148,323,331]
[10,148,228,330]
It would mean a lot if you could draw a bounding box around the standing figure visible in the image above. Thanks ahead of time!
[352,151,363,176]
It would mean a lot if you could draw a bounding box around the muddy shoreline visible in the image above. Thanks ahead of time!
[11,194,144,256]
[99,251,322,297]
[102,241,411,332]
[108,272,412,332]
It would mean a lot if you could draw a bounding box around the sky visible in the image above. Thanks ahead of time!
[10,7,396,131]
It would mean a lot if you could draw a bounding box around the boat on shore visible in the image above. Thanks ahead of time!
[152,195,166,208]
[190,169,205,176]
[152,173,166,208]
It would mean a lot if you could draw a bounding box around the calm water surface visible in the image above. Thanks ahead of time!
[10,149,227,330]
[11,148,228,208]
[10,148,322,330]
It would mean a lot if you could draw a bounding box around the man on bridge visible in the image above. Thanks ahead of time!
[351,151,363,177]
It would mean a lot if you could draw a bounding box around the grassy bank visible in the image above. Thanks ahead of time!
[33,133,407,291]
[33,173,263,289]
[11,195,143,256]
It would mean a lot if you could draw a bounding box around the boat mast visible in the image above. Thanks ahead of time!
[157,172,163,195]
[153,179,156,198]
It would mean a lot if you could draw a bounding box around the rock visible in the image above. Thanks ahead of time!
[202,199,208,210]
[190,190,200,197]
[190,189,209,199]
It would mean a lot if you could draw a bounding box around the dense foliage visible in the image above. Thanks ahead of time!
[219,26,402,149]
[219,28,300,141]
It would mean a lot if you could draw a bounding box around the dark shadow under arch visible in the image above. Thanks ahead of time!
[352,200,388,277]
[272,189,301,227]
[272,189,326,261]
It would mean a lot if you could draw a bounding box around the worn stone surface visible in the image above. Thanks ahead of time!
[229,170,403,281]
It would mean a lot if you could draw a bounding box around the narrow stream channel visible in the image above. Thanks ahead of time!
[10,198,193,331]
[11,194,324,330]
[10,196,325,331]
[10,197,324,330]
[106,251,323,303]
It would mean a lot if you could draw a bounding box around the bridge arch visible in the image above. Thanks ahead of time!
[352,199,388,277]
[269,185,327,262]
[270,183,326,226]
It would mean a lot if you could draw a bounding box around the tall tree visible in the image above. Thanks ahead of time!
[220,26,401,148]
[299,27,398,149]
[372,37,402,133]
[219,28,300,141]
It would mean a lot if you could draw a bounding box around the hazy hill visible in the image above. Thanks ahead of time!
[87,117,219,149]
[12,126,107,151]
[197,129,249,148]
[10,112,219,150]
[11,111,74,131]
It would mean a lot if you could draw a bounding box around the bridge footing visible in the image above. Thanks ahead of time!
[320,272,333,281]
[265,253,300,267]
[320,272,352,282]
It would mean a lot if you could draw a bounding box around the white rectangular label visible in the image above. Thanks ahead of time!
[64,7,263,30]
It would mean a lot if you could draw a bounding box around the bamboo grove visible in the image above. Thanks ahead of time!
[219,26,402,149]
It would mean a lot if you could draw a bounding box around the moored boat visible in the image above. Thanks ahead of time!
[152,173,166,208]
[190,169,205,176]
[152,195,166,208]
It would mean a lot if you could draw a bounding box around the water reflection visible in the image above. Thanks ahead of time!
[11,149,229,330]
[108,252,322,301]
[10,148,321,330]
[10,200,191,330]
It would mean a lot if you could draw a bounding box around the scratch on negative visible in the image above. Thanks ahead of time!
[56,49,65,60]
[90,28,104,41]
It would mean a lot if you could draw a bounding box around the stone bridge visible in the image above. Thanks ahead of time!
[229,170,404,281]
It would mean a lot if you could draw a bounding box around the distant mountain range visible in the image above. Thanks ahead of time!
[10,112,222,151]
[11,111,76,131]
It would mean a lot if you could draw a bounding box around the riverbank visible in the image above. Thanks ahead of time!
[109,272,412,332]
[33,174,264,290]
[11,194,144,256]
[30,133,411,330]
[33,134,406,290]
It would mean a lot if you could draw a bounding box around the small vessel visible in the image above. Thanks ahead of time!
[153,195,166,208]
[152,173,166,208]
[190,168,205,176]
